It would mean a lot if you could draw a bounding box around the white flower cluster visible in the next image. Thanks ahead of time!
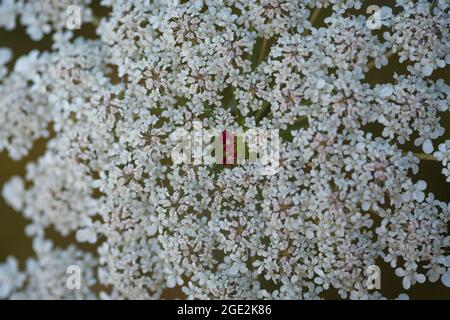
[1,238,97,300]
[435,140,450,182]
[0,47,12,78]
[384,0,450,77]
[0,0,449,299]
[0,0,93,40]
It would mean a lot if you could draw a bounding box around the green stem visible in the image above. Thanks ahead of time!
[258,38,269,65]
[430,0,438,13]
[253,38,273,122]
[309,8,321,26]
[92,16,101,27]
[228,95,245,127]
[255,101,270,122]
[414,153,438,161]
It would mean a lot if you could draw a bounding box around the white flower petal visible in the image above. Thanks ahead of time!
[377,85,394,98]
[416,180,427,191]
[415,274,426,283]
[422,64,433,76]
[0,47,12,66]
[422,139,434,154]
[442,271,450,288]
[229,263,239,276]
[402,276,411,290]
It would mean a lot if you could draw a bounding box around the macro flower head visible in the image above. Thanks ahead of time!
[0,0,449,300]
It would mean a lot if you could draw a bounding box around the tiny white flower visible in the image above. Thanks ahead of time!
[422,139,434,154]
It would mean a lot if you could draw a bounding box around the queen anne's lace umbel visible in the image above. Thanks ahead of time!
[0,0,449,299]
